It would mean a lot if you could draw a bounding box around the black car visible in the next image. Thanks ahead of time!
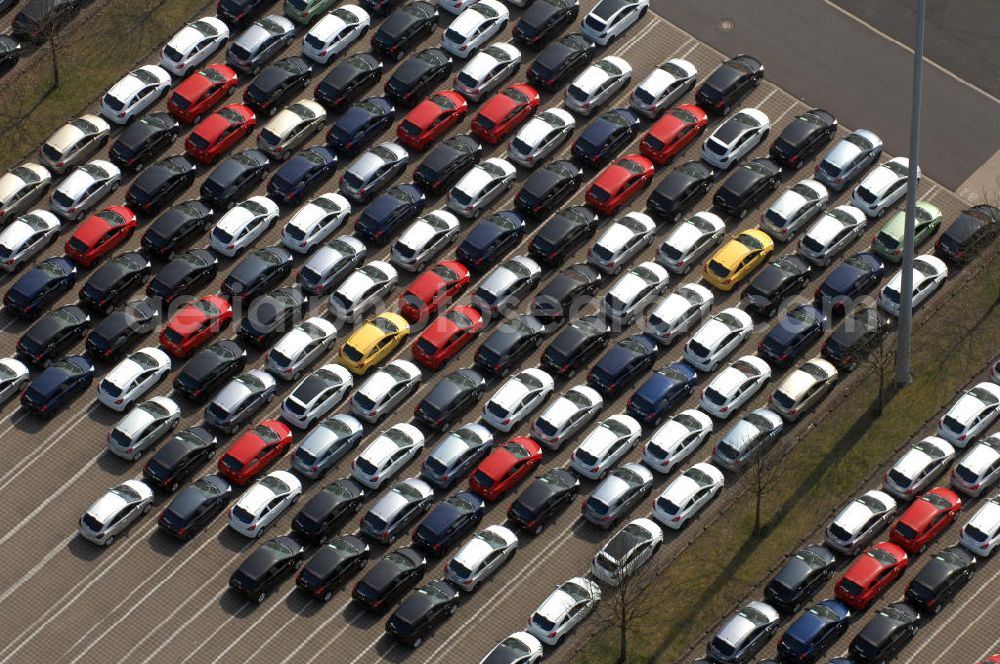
[108,112,179,172]
[541,314,610,378]
[200,150,270,211]
[713,157,782,219]
[78,249,147,311]
[414,134,482,195]
[513,0,579,49]
[764,545,836,612]
[267,145,338,205]
[326,96,396,156]
[229,536,307,603]
[848,602,920,664]
[292,478,367,543]
[414,368,486,430]
[769,108,837,170]
[352,546,426,612]
[315,53,384,111]
[216,0,270,26]
[904,545,976,615]
[146,249,218,307]
[354,183,425,243]
[695,54,764,115]
[507,468,579,535]
[221,246,294,303]
[16,304,90,366]
[244,57,313,117]
[571,107,640,168]
[238,286,308,346]
[530,263,602,324]
[0,36,21,68]
[741,254,812,319]
[474,314,546,377]
[385,47,453,107]
[371,1,438,62]
[4,256,77,319]
[140,200,215,261]
[362,0,406,16]
[935,204,1000,264]
[527,33,596,91]
[587,333,658,398]
[143,427,219,492]
[456,210,525,271]
[515,159,583,221]
[296,535,371,601]
[157,474,232,539]
[125,155,197,215]
[821,306,892,372]
[173,339,248,401]
[529,205,599,266]
[758,304,826,369]
[20,354,94,416]
[85,300,159,360]
[385,580,459,647]
[647,159,716,223]
[412,491,484,554]
[11,0,79,42]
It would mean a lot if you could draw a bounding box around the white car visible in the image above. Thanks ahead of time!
[527,576,601,646]
[824,489,897,555]
[78,480,154,546]
[0,357,30,404]
[768,356,838,421]
[97,347,172,411]
[507,108,576,168]
[479,633,543,664]
[448,157,517,219]
[530,384,603,450]
[455,42,522,102]
[0,209,60,271]
[936,382,1000,447]
[49,160,122,221]
[100,65,172,124]
[992,357,1000,385]
[441,0,509,59]
[652,462,725,529]
[959,495,1000,557]
[588,211,656,275]
[0,163,52,220]
[298,235,366,296]
[590,518,663,585]
[564,56,632,116]
[682,307,754,371]
[482,368,555,432]
[883,436,956,500]
[581,0,648,45]
[644,282,714,344]
[851,157,918,218]
[656,211,726,274]
[601,261,670,327]
[445,524,519,591]
[328,260,399,321]
[301,6,372,64]
[700,108,771,170]
[439,0,481,15]
[290,413,364,478]
[699,355,771,419]
[160,17,230,75]
[266,317,338,381]
[472,255,542,314]
[257,100,327,159]
[209,196,280,257]
[281,363,354,429]
[350,360,422,423]
[351,422,426,488]
[629,58,696,118]
[391,209,461,271]
[228,470,303,538]
[878,254,948,317]
[280,193,350,253]
[641,409,713,473]
[570,414,642,480]
[761,179,829,242]
[106,396,182,461]
[952,434,1000,497]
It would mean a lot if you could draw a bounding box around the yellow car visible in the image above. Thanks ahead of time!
[702,228,774,291]
[339,312,410,374]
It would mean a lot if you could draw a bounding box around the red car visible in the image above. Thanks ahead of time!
[639,104,708,166]
[398,260,470,322]
[64,206,137,267]
[411,305,484,369]
[216,419,293,486]
[396,90,468,150]
[469,437,543,501]
[834,541,909,609]
[889,487,962,554]
[184,103,256,164]
[470,83,540,144]
[159,295,233,358]
[584,153,655,215]
[167,64,239,124]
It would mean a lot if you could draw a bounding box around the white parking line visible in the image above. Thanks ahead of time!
[293,609,366,664]
[676,39,698,59]
[0,412,27,441]
[178,600,253,664]
[135,587,234,664]
[613,17,661,58]
[211,588,297,664]
[930,581,1000,664]
[0,531,75,607]
[754,88,778,109]
[351,638,393,664]
[0,402,96,493]
[976,633,1000,663]
[240,597,315,664]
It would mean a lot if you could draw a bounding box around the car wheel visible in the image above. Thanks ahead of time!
[193,114,203,125]
[104,535,115,546]
[877,207,887,218]
[638,5,648,17]
[291,492,300,504]
[169,481,180,493]
[412,637,423,648]
[932,603,943,615]
[256,591,267,604]
[293,557,303,570]
[266,391,275,404]
[142,502,151,514]
[532,523,544,535]
[738,208,748,220]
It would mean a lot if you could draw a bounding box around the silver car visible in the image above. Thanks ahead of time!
[49,160,122,221]
[814,128,883,191]
[700,108,771,170]
[265,317,338,381]
[107,396,182,460]
[280,193,351,254]
[360,477,435,543]
[601,261,670,327]
[588,212,656,275]
[447,157,517,219]
[644,282,714,344]
[712,408,784,471]
[564,56,632,116]
[297,235,366,296]
[629,58,697,119]
[444,524,518,591]
[291,414,364,479]
[0,164,52,222]
[391,209,461,272]
[761,179,829,242]
[256,100,327,160]
[454,41,521,102]
[420,423,494,489]
[328,260,399,322]
[204,369,277,434]
[79,479,154,546]
[339,142,410,203]
[225,15,296,75]
[0,209,60,271]
[472,256,542,315]
[0,357,30,404]
[507,108,576,168]
[797,204,867,267]
[707,601,780,664]
[39,115,111,174]
[825,489,897,555]
[281,364,354,429]
[350,359,422,423]
[656,212,725,275]
[581,463,653,529]
[531,384,603,450]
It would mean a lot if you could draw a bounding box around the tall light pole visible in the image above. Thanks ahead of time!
[895,0,926,387]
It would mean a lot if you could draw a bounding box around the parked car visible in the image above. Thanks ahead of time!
[694,54,764,115]
[78,480,154,546]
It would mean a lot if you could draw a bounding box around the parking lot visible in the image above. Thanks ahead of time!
[0,1,996,663]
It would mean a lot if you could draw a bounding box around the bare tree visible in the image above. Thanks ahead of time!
[597,557,657,664]
[861,312,896,416]
[32,0,82,89]
[747,448,779,537]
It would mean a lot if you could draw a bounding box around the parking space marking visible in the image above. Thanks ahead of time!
[0,402,96,493]
[0,531,75,608]
[135,587,234,664]
[754,88,779,109]
[976,633,1000,663]
[210,588,298,664]
[676,39,698,59]
[613,17,662,58]
[349,636,393,664]
[239,597,316,664]
[928,569,1000,664]
[178,600,253,664]
[297,611,367,664]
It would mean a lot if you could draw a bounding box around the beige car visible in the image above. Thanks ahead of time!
[0,163,52,222]
[768,356,838,421]
[256,100,327,160]
[38,115,111,175]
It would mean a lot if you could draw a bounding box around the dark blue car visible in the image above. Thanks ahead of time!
[815,252,885,315]
[266,145,338,205]
[758,304,827,368]
[353,183,425,243]
[587,333,658,398]
[3,256,77,319]
[570,108,641,168]
[20,355,95,417]
[411,491,484,555]
[627,361,698,425]
[456,211,526,271]
[326,96,395,156]
[777,599,851,663]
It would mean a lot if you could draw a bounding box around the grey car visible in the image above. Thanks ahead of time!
[814,129,883,192]
[707,600,780,664]
[106,396,182,461]
[582,463,653,529]
[339,142,410,203]
[420,423,494,489]
[712,408,784,472]
[359,477,435,544]
[297,235,366,296]
[204,369,277,434]
[291,413,365,479]
[472,256,542,315]
[226,15,296,75]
